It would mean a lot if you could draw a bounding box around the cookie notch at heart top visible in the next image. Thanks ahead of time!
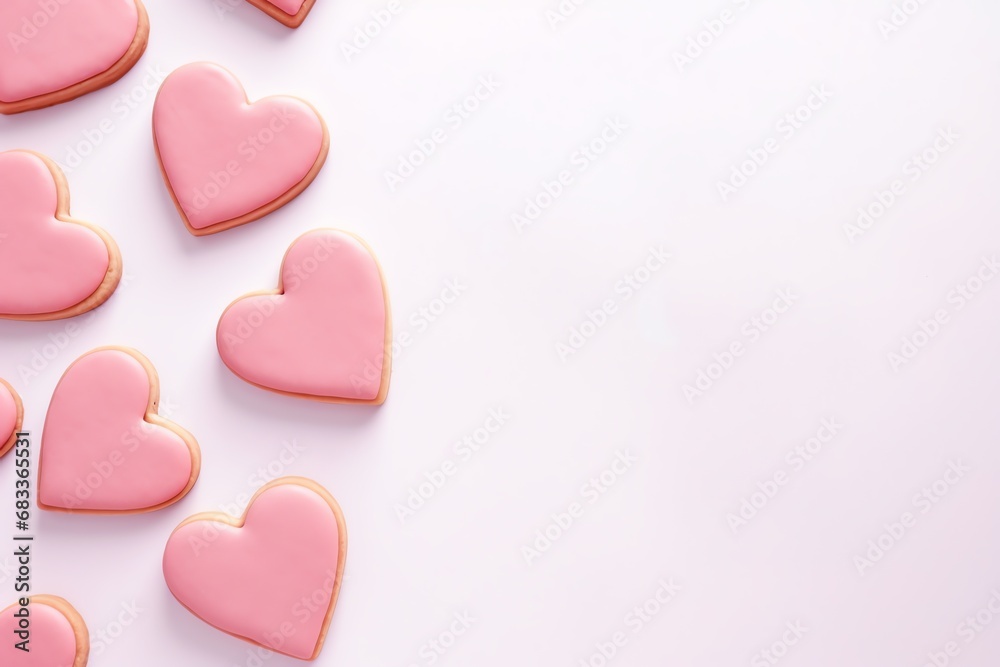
[0,150,122,321]
[153,62,329,236]
[162,477,347,661]
[37,346,201,514]
[216,229,392,405]
[0,0,149,114]
[245,0,317,28]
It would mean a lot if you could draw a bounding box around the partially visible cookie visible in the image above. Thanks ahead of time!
[153,62,329,236]
[163,477,347,661]
[0,0,149,114]
[0,378,23,459]
[0,595,89,667]
[0,150,123,321]
[245,0,316,28]
[38,347,201,514]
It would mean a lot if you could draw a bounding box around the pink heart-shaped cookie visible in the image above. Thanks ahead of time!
[0,378,24,459]
[0,0,148,114]
[0,151,122,321]
[153,62,329,236]
[0,595,89,667]
[217,229,392,404]
[245,0,316,28]
[163,477,347,661]
[38,347,201,513]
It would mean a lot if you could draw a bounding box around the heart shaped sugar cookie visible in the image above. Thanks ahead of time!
[0,0,149,114]
[163,477,347,661]
[153,62,329,235]
[0,595,89,667]
[245,0,316,28]
[0,151,122,321]
[217,229,392,404]
[38,347,201,513]
[0,378,23,459]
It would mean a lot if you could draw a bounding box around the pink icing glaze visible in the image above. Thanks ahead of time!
[217,230,388,401]
[39,348,195,511]
[0,151,112,316]
[0,600,79,667]
[163,482,343,660]
[153,63,325,229]
[0,382,17,446]
[0,0,139,103]
[266,0,306,14]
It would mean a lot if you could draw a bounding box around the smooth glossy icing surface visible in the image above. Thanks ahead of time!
[217,230,387,400]
[0,601,78,667]
[39,349,194,511]
[0,0,139,103]
[153,63,325,229]
[0,151,111,316]
[0,382,17,445]
[163,483,342,660]
[267,0,306,14]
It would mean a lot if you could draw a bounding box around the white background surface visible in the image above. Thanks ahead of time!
[3,1,1000,665]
